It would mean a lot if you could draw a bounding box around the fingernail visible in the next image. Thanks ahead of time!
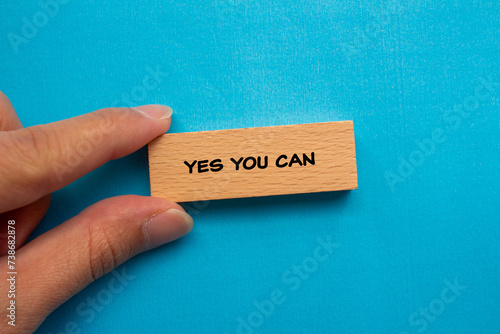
[133,104,173,120]
[143,209,193,249]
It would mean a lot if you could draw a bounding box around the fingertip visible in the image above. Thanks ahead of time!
[143,208,194,250]
[133,104,173,120]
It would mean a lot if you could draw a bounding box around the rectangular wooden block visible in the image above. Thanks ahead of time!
[148,121,357,202]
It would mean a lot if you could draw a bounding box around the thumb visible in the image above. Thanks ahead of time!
[14,195,193,332]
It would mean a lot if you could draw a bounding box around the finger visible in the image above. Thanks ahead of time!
[0,105,172,213]
[0,92,52,253]
[14,195,193,333]
[0,91,22,131]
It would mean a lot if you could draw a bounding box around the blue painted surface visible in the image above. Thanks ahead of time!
[1,0,499,333]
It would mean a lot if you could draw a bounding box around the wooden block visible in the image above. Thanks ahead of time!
[148,121,357,202]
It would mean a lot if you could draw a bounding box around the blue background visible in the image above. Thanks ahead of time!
[1,0,499,333]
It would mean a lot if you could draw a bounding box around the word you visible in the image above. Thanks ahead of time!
[184,152,316,174]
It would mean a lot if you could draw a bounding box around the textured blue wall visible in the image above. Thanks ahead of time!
[1,0,499,333]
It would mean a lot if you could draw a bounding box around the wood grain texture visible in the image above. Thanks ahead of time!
[148,121,357,202]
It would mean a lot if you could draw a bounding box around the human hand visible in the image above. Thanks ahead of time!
[0,91,193,333]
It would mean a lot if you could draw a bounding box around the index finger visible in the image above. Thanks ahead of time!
[0,105,172,213]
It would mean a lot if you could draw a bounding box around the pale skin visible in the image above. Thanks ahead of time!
[0,91,194,333]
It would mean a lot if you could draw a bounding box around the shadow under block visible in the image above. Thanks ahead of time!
[148,121,358,202]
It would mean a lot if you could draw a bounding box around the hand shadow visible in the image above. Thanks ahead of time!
[180,189,353,221]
